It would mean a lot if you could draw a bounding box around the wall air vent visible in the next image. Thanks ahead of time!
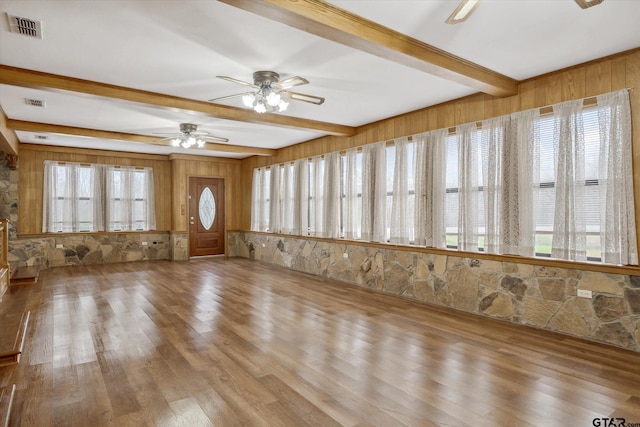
[6,13,43,39]
[24,98,45,107]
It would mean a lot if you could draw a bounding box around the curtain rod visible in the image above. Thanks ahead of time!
[532,86,633,116]
[259,87,635,170]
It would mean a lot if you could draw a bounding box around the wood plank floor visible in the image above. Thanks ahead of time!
[0,257,639,426]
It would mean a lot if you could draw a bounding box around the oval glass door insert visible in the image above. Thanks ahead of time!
[199,187,216,230]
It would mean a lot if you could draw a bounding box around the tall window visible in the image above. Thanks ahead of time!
[105,166,155,231]
[43,161,156,233]
[43,161,102,232]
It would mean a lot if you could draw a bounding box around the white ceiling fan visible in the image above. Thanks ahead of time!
[153,123,228,149]
[446,0,605,24]
[209,71,325,114]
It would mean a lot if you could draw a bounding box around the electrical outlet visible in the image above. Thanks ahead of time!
[55,244,63,249]
[342,253,349,259]
[577,289,593,299]
[142,241,148,246]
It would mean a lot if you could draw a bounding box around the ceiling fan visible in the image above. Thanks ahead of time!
[446,0,605,24]
[209,71,325,114]
[153,123,228,149]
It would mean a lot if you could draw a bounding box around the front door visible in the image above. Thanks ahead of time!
[188,177,225,257]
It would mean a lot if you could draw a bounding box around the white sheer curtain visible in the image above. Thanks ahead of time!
[309,156,325,237]
[361,141,387,242]
[43,161,104,232]
[293,158,309,235]
[597,90,638,265]
[323,152,341,239]
[414,129,447,248]
[250,167,269,232]
[551,99,587,261]
[481,116,508,254]
[105,166,155,231]
[390,137,409,244]
[281,163,295,234]
[506,109,540,256]
[456,123,481,251]
[269,164,281,233]
[343,148,361,240]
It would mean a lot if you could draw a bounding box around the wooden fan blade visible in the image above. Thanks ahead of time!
[217,76,258,88]
[208,92,254,102]
[274,76,309,90]
[574,0,604,9]
[283,91,325,105]
[153,136,175,142]
[202,135,229,143]
[152,131,178,135]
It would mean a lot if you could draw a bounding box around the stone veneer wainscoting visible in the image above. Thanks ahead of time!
[228,231,640,352]
[7,232,184,268]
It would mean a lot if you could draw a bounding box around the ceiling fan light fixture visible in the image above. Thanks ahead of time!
[171,134,205,149]
[254,102,267,114]
[242,93,255,107]
[446,0,480,24]
[266,91,281,107]
[278,100,289,112]
[155,123,226,149]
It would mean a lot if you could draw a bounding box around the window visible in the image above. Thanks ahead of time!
[43,161,156,233]
[43,162,102,232]
[532,105,607,261]
[250,89,636,266]
[106,166,155,231]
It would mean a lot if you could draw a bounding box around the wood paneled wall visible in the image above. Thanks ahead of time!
[239,49,640,237]
[19,145,173,234]
[18,147,243,236]
[169,154,242,232]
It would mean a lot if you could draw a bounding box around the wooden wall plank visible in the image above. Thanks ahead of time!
[170,157,242,232]
[18,146,173,234]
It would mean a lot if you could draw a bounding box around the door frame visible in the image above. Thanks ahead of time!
[187,175,227,258]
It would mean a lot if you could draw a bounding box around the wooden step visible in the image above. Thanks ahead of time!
[0,311,30,366]
[10,266,40,285]
[0,385,15,427]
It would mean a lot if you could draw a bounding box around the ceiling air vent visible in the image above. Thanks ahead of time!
[34,135,48,140]
[24,98,45,107]
[6,13,43,39]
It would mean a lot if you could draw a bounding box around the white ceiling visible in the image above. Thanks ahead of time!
[0,0,639,158]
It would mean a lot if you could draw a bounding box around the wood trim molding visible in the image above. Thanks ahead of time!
[0,107,18,156]
[0,65,356,137]
[20,143,169,161]
[167,153,241,163]
[220,0,518,97]
[7,120,276,157]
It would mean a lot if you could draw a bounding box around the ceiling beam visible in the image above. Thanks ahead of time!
[0,107,19,156]
[0,65,356,137]
[7,120,277,156]
[220,0,518,97]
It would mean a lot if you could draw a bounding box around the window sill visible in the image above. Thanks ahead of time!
[229,229,640,277]
[17,230,170,239]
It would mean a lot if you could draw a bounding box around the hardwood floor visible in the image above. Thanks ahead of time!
[0,257,639,426]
